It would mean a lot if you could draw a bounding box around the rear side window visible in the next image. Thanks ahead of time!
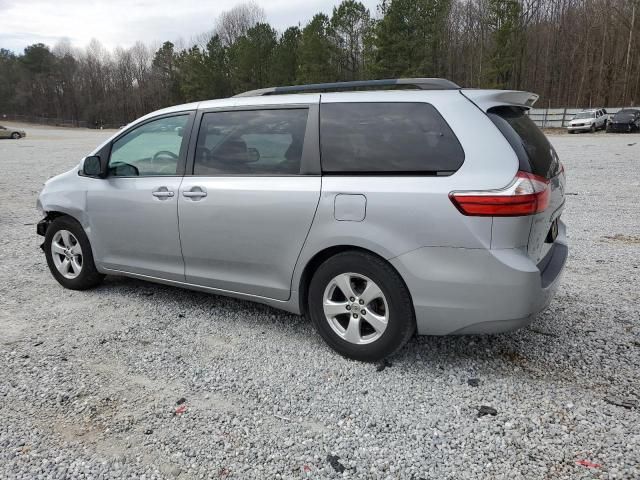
[194,109,309,175]
[320,102,464,174]
[488,106,560,178]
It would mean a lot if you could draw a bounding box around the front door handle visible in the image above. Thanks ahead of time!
[182,186,207,200]
[152,187,174,199]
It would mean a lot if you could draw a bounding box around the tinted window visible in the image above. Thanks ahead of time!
[109,115,189,176]
[320,102,464,174]
[488,106,560,179]
[194,109,309,175]
[613,109,640,120]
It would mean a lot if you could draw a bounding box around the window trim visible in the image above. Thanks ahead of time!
[104,110,196,179]
[318,101,465,176]
[186,104,321,177]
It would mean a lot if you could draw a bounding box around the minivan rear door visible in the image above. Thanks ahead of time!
[485,105,565,264]
[178,100,321,301]
[460,89,565,264]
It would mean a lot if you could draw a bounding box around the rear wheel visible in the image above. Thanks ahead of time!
[307,251,415,362]
[11,132,21,139]
[44,216,104,290]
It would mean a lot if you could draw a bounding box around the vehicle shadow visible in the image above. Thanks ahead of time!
[94,274,577,384]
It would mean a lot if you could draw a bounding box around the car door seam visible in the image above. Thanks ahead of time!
[176,176,187,281]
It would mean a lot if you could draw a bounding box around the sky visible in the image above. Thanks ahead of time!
[1,0,381,54]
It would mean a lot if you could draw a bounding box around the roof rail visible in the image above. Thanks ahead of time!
[234,78,460,97]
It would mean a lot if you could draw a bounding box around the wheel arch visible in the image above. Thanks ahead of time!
[37,210,83,237]
[297,245,413,317]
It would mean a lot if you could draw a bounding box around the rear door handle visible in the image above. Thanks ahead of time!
[182,186,207,200]
[152,187,174,199]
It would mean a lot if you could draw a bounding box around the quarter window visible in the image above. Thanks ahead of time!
[194,109,309,175]
[320,102,464,174]
[109,115,189,176]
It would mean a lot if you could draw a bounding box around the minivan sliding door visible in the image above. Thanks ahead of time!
[178,104,321,301]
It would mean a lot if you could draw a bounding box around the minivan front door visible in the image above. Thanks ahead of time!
[87,113,193,281]
[178,105,321,301]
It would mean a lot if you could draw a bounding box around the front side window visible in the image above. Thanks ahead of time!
[320,102,464,174]
[109,115,189,176]
[194,109,309,175]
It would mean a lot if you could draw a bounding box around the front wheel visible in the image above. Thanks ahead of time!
[44,216,104,290]
[11,132,21,139]
[590,123,596,133]
[307,251,415,362]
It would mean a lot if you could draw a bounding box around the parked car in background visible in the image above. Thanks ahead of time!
[0,125,26,139]
[567,108,608,133]
[606,108,640,133]
[36,79,567,361]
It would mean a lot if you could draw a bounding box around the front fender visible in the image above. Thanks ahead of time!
[37,168,91,234]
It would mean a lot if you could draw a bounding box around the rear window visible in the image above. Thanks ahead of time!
[613,109,640,120]
[320,102,464,174]
[488,106,560,178]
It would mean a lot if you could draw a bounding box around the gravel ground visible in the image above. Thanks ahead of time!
[1,124,639,479]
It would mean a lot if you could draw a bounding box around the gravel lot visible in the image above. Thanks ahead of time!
[1,123,639,479]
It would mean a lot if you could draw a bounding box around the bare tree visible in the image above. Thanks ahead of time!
[215,2,266,47]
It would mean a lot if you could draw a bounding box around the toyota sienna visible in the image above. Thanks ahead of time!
[36,79,568,361]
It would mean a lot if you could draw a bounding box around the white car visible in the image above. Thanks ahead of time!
[0,125,26,139]
[567,108,608,133]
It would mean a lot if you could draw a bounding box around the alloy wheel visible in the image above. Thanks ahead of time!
[51,230,83,279]
[322,273,389,345]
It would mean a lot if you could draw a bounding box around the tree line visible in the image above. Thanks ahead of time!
[0,0,638,127]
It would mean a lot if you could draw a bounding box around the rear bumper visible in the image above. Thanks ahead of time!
[390,222,568,335]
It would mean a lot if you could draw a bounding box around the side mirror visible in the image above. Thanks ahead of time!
[82,155,107,178]
[176,126,184,137]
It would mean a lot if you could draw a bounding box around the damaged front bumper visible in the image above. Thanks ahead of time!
[36,215,53,251]
[37,218,49,237]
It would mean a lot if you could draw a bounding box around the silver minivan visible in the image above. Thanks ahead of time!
[37,79,568,361]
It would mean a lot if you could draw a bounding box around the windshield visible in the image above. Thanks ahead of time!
[574,112,595,119]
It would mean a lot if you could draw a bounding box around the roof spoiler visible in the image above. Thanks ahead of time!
[460,89,539,111]
[234,78,460,97]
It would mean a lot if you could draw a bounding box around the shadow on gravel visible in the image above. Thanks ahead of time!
[88,275,580,383]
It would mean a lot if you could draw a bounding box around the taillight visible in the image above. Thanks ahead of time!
[449,171,550,216]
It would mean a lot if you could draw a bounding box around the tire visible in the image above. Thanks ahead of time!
[11,132,21,139]
[307,250,415,362]
[590,123,596,133]
[44,216,104,290]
